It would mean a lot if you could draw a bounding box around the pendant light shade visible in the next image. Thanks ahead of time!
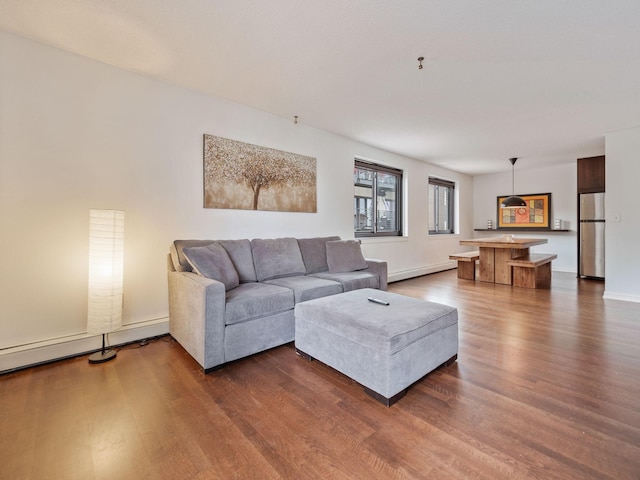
[500,158,527,209]
[501,195,527,208]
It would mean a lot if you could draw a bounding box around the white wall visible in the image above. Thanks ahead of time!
[0,32,471,369]
[604,127,640,302]
[472,162,578,272]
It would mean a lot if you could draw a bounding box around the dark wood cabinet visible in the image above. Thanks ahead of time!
[577,155,605,193]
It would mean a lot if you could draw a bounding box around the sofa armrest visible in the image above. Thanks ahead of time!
[168,270,226,370]
[365,258,388,291]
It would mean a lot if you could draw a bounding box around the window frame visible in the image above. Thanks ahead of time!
[354,159,403,238]
[428,176,455,235]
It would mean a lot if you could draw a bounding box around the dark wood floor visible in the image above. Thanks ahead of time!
[2,271,639,479]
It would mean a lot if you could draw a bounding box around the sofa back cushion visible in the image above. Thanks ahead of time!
[326,239,368,273]
[182,243,240,291]
[251,237,306,281]
[217,239,257,283]
[171,239,257,282]
[297,236,341,274]
[171,240,218,272]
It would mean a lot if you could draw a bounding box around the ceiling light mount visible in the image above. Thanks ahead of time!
[417,57,424,70]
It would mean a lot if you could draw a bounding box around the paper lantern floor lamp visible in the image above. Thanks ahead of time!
[87,209,124,364]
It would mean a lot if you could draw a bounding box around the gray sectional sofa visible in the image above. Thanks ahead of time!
[168,236,388,372]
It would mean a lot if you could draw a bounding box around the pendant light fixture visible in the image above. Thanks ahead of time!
[500,158,527,208]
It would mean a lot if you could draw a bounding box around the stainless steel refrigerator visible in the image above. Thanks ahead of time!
[579,192,605,279]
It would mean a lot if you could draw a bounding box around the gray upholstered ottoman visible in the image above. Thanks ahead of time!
[295,288,458,406]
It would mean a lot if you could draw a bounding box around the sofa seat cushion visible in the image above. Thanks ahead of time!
[264,276,343,303]
[310,271,379,292]
[225,282,294,325]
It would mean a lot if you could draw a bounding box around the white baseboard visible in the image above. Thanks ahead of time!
[603,291,640,303]
[0,317,170,374]
[553,266,577,274]
[388,261,456,283]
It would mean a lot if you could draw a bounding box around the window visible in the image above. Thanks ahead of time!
[428,177,455,234]
[354,160,402,237]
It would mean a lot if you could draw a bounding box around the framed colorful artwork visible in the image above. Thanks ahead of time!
[496,193,551,229]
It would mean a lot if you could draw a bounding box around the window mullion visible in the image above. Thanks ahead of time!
[434,185,439,232]
[372,173,378,233]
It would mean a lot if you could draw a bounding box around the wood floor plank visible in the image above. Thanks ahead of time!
[1,271,639,479]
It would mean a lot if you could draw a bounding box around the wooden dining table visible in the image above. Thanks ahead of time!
[459,236,548,285]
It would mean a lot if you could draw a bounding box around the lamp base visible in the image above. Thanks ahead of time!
[88,349,117,364]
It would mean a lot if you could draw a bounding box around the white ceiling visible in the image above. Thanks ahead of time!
[2,0,640,175]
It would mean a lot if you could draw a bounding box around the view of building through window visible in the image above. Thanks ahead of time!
[354,160,402,237]
[428,177,455,234]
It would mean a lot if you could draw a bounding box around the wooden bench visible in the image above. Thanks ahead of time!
[449,251,480,280]
[506,253,557,288]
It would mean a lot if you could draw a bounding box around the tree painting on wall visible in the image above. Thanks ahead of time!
[203,134,317,212]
